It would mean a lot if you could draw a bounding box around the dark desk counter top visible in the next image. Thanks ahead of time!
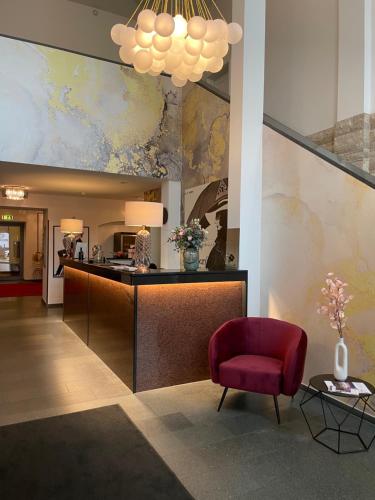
[61,258,248,286]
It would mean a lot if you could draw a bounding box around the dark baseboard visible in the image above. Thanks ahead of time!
[301,383,375,424]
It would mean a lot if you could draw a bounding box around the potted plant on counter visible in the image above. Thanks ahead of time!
[168,219,208,271]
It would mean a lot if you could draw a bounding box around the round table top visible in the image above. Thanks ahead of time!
[310,374,375,397]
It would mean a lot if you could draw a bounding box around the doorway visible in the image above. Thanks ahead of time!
[0,222,24,281]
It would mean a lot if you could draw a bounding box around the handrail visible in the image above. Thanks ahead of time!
[263,115,375,190]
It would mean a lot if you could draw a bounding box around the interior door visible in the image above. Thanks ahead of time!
[0,223,24,281]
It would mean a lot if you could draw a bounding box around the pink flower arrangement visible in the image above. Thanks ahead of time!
[317,272,354,338]
[168,219,208,252]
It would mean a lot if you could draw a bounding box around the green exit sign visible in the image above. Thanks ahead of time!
[1,214,14,221]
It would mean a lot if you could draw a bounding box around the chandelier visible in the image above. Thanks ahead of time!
[2,186,28,201]
[111,0,243,87]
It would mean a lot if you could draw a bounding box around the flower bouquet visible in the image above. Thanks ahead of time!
[168,219,208,271]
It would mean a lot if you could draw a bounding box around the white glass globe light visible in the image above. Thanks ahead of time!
[171,75,187,87]
[153,34,172,52]
[119,45,139,64]
[165,52,181,71]
[111,24,125,45]
[214,19,228,40]
[136,29,154,48]
[185,37,203,56]
[204,20,219,42]
[138,9,156,33]
[150,59,166,74]
[227,22,243,44]
[215,39,229,58]
[155,13,175,37]
[194,55,209,73]
[151,45,167,60]
[173,14,188,38]
[133,49,153,73]
[170,37,185,54]
[201,41,216,59]
[188,72,203,83]
[148,69,161,76]
[207,56,224,73]
[187,16,207,39]
[120,26,137,48]
[183,51,199,66]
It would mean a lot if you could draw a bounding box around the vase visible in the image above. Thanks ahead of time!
[183,247,199,271]
[334,337,348,381]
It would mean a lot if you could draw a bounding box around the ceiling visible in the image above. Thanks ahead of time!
[0,163,161,200]
[69,0,232,21]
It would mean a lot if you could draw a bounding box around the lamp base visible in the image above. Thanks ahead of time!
[135,227,151,271]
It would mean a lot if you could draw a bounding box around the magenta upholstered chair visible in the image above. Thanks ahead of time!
[209,317,307,424]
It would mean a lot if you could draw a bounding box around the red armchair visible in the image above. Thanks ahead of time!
[209,317,307,423]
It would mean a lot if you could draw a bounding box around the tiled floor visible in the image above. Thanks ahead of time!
[1,296,375,499]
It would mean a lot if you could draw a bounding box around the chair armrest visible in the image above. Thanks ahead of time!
[282,330,307,396]
[209,319,243,383]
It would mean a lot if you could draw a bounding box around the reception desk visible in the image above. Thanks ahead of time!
[62,259,247,393]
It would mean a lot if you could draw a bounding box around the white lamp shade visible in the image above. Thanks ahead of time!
[125,202,163,227]
[60,218,84,234]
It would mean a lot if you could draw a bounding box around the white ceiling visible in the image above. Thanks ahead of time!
[0,163,161,200]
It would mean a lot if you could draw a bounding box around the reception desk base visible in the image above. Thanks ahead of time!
[63,261,247,393]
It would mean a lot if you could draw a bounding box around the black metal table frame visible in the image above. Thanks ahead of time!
[300,384,375,454]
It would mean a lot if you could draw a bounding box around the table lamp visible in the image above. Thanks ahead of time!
[60,218,84,258]
[124,201,163,272]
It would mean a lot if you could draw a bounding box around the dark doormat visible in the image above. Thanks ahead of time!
[0,405,194,500]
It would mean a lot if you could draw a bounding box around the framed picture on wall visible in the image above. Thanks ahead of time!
[52,225,89,278]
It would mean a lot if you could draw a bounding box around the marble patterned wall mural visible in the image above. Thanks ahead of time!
[182,84,231,270]
[262,126,375,386]
[0,36,182,180]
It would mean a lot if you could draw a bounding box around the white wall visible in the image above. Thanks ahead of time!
[0,0,125,63]
[0,193,161,305]
[265,0,339,135]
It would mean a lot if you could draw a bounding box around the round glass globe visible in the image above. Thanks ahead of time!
[194,56,209,73]
[185,37,203,56]
[187,16,207,40]
[120,26,137,48]
[204,20,219,42]
[111,24,125,46]
[188,72,203,83]
[201,41,216,59]
[214,19,228,40]
[173,14,188,38]
[151,45,167,60]
[215,39,229,58]
[165,52,181,71]
[136,29,154,48]
[170,37,185,54]
[227,22,243,44]
[133,50,153,73]
[155,13,175,37]
[153,34,172,52]
[119,46,139,65]
[183,51,199,66]
[172,75,188,87]
[150,59,166,73]
[137,9,156,33]
[207,56,224,73]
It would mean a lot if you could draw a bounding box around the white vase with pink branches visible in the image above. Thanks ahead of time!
[317,272,354,381]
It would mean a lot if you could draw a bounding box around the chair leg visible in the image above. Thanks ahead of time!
[217,387,228,412]
[273,395,281,425]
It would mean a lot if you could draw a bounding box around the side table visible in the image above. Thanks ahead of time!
[300,374,375,454]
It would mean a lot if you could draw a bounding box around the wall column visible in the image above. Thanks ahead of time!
[161,180,181,269]
[228,0,266,316]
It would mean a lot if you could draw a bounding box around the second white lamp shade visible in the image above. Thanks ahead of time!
[60,218,83,234]
[125,201,163,227]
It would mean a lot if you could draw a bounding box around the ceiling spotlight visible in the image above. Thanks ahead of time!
[2,186,28,201]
